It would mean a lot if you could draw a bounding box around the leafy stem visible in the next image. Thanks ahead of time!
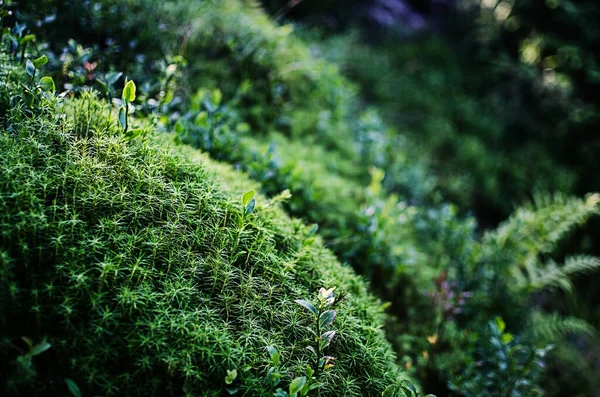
[294,287,339,379]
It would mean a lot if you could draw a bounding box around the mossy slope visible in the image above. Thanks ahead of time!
[0,87,407,395]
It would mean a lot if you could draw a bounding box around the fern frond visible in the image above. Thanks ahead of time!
[527,255,600,292]
[528,311,597,343]
[485,192,600,269]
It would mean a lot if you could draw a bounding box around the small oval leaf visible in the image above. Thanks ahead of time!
[33,55,48,68]
[289,376,306,395]
[244,198,255,216]
[194,111,208,128]
[40,76,55,92]
[242,190,255,207]
[30,341,51,356]
[122,79,136,102]
[118,106,126,129]
[294,299,318,316]
[26,60,35,77]
[319,310,337,329]
[320,330,336,349]
[20,34,36,44]
[212,88,222,106]
[267,345,280,366]
[65,378,82,397]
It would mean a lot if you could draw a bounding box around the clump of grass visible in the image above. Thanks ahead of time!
[0,66,409,395]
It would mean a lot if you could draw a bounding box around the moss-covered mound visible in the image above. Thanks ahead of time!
[0,86,407,395]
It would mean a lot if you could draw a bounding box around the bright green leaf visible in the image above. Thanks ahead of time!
[212,88,222,106]
[502,333,514,344]
[33,55,48,69]
[174,121,184,135]
[495,316,506,332]
[122,79,136,102]
[194,111,209,128]
[39,76,55,92]
[225,369,237,385]
[267,345,280,366]
[20,34,36,44]
[289,376,306,395]
[242,190,255,207]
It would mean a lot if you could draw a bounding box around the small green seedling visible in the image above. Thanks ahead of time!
[25,55,47,83]
[22,336,51,357]
[266,346,283,388]
[225,368,239,395]
[119,78,142,138]
[242,190,256,217]
[294,287,340,378]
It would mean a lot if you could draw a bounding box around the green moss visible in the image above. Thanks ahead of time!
[0,86,408,395]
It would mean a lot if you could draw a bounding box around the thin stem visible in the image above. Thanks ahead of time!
[124,103,129,135]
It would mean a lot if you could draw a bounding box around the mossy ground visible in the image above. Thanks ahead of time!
[0,71,408,395]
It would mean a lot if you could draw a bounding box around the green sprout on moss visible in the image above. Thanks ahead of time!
[295,287,339,378]
[118,78,136,136]
[23,55,54,98]
[267,346,319,397]
[224,369,239,395]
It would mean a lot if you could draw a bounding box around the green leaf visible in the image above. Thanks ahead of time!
[32,55,48,68]
[244,198,255,216]
[495,316,506,332]
[26,60,35,77]
[212,88,222,106]
[289,376,306,395]
[320,330,336,349]
[122,79,136,102]
[242,190,255,207]
[319,310,337,329]
[39,76,55,92]
[194,111,209,128]
[65,378,82,397]
[305,365,314,379]
[30,341,51,356]
[125,128,144,140]
[294,299,318,316]
[267,345,280,366]
[225,369,237,384]
[20,34,36,44]
[118,106,126,129]
[174,121,184,135]
[502,333,514,344]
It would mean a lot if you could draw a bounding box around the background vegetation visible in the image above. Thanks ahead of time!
[1,0,599,395]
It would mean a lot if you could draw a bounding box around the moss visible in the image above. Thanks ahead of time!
[0,74,408,395]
